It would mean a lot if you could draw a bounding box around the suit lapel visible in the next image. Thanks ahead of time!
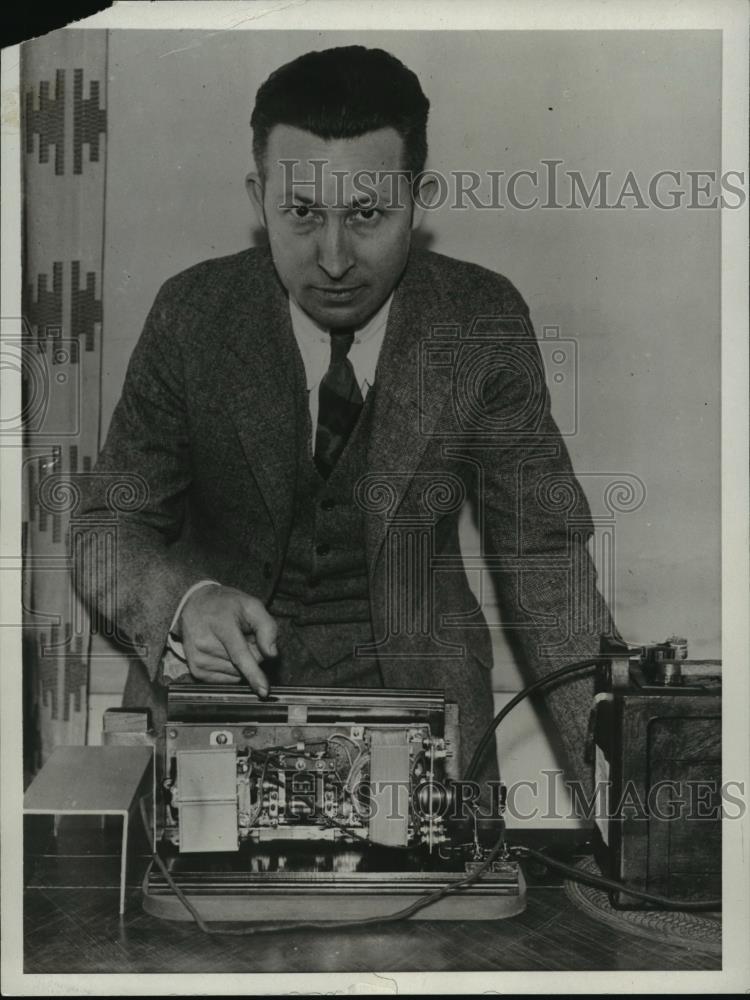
[221,250,301,551]
[214,247,454,576]
[366,251,453,579]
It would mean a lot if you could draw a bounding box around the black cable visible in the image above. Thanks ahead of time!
[517,846,721,912]
[463,654,721,911]
[139,796,506,935]
[464,657,603,782]
[141,651,721,929]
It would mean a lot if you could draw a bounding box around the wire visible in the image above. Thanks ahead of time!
[244,757,267,827]
[516,845,721,912]
[327,732,360,751]
[464,657,603,782]
[319,813,372,843]
[139,795,506,934]
[141,650,721,930]
[463,654,721,912]
[326,734,356,769]
[344,748,371,817]
[318,813,418,851]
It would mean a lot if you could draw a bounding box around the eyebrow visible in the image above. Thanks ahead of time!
[288,192,317,206]
[286,191,381,209]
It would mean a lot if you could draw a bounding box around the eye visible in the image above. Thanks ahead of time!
[351,207,380,224]
[289,204,315,222]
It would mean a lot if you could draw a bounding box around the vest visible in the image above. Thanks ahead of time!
[268,375,376,669]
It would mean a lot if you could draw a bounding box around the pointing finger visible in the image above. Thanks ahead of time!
[222,629,270,697]
[238,597,279,659]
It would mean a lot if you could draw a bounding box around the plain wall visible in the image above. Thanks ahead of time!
[98,30,721,816]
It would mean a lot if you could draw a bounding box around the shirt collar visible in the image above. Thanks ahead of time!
[288,293,394,347]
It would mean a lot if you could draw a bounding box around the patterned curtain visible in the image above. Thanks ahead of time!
[22,30,109,768]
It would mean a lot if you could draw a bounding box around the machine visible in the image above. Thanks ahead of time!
[104,685,525,922]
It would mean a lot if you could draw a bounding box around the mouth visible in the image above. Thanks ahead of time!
[310,286,364,304]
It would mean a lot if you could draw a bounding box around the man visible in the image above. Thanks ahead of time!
[75,46,612,790]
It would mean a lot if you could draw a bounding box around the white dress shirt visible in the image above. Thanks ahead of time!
[289,292,392,432]
[162,293,393,678]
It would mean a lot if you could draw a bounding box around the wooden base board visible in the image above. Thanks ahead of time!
[142,861,527,922]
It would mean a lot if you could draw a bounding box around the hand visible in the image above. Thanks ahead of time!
[178,584,278,695]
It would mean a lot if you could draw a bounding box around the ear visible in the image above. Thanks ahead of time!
[411,173,439,230]
[245,172,267,230]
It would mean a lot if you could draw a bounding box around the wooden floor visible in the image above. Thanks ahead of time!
[23,817,720,974]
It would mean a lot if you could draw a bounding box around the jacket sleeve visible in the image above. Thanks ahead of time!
[472,282,615,790]
[71,277,220,681]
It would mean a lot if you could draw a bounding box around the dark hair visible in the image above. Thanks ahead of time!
[251,46,430,178]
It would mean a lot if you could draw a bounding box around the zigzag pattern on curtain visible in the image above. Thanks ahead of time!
[21,29,119,770]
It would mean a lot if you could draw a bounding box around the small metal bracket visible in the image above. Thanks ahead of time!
[287,704,308,725]
[610,655,632,689]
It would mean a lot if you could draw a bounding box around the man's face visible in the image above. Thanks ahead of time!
[248,125,420,329]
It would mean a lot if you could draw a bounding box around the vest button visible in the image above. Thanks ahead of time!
[315,543,331,557]
[320,497,336,511]
[262,561,273,579]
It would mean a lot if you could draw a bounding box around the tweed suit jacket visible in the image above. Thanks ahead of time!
[75,245,612,785]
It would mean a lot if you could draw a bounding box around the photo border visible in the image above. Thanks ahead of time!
[2,1,748,994]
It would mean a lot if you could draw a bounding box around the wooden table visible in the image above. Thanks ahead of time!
[23,817,720,974]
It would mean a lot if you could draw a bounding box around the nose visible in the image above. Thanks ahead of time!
[317,218,354,280]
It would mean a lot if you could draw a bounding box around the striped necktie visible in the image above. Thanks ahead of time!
[313,327,364,479]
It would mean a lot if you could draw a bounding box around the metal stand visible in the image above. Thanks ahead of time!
[23,745,155,915]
